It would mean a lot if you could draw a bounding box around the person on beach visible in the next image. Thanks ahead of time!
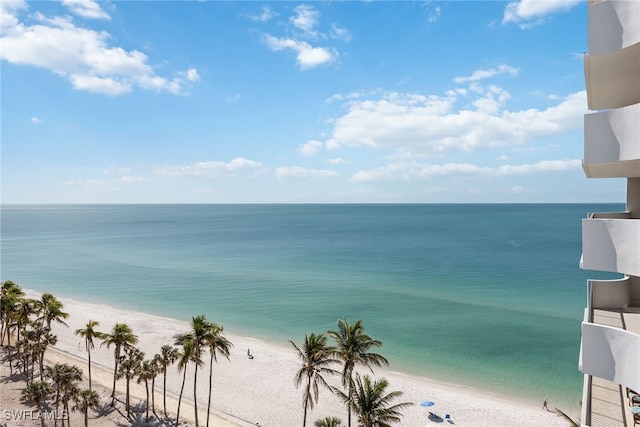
[543,398,548,410]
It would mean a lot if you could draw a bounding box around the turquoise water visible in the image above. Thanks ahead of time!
[0,204,623,409]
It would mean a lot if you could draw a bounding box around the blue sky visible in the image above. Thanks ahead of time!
[0,0,625,203]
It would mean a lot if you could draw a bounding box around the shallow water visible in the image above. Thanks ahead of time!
[0,203,623,408]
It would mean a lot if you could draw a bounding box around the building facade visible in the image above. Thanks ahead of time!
[579,0,640,426]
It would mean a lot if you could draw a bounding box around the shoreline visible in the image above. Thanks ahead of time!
[7,289,578,426]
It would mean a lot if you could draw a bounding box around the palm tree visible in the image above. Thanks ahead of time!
[137,359,157,422]
[18,320,54,383]
[1,283,24,374]
[204,322,232,427]
[73,389,100,427]
[116,346,144,417]
[290,332,338,427]
[334,374,412,427]
[149,355,162,416]
[315,417,343,427]
[37,326,58,381]
[21,324,44,383]
[21,380,53,427]
[74,320,104,391]
[36,293,69,329]
[14,297,37,349]
[45,363,82,427]
[175,341,192,427]
[174,315,209,427]
[101,323,138,405]
[158,344,180,417]
[327,319,389,427]
[45,363,65,427]
[0,280,24,346]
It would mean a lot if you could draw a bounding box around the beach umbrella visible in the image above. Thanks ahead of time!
[420,401,435,407]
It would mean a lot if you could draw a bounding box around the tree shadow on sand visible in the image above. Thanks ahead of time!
[94,401,117,418]
[110,402,177,427]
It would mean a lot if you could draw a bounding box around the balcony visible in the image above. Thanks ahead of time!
[588,0,640,55]
[580,322,640,395]
[579,278,640,426]
[584,42,640,111]
[583,103,640,178]
[581,213,640,276]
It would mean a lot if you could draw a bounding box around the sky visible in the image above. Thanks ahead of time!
[0,0,626,203]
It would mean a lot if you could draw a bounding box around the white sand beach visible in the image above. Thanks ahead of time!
[1,290,578,427]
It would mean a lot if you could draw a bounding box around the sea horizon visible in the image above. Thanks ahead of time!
[1,203,625,411]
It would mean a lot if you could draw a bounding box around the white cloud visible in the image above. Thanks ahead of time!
[427,6,441,24]
[0,5,200,96]
[324,89,586,154]
[263,34,335,69]
[454,64,519,84]
[103,166,132,175]
[331,23,351,42]
[290,5,320,38]
[325,89,380,104]
[351,159,581,182]
[260,5,347,69]
[154,158,263,177]
[226,93,242,103]
[502,0,582,28]
[496,159,582,175]
[30,116,43,124]
[297,140,323,157]
[70,74,131,96]
[61,0,110,20]
[276,166,339,180]
[183,68,200,82]
[69,175,147,190]
[328,157,348,165]
[250,5,276,22]
[1,1,26,29]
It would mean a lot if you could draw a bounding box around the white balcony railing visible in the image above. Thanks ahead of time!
[584,42,640,110]
[588,277,632,312]
[581,214,640,276]
[583,103,640,178]
[579,322,640,394]
[588,0,640,55]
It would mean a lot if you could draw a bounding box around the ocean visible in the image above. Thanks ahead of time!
[0,204,623,410]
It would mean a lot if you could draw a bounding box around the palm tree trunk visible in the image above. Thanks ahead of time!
[163,367,168,417]
[176,368,187,427]
[64,401,71,427]
[193,364,199,427]
[30,355,36,384]
[303,374,312,427]
[54,389,61,427]
[111,357,119,405]
[347,380,353,427]
[39,348,45,381]
[6,330,12,373]
[88,348,92,391]
[125,378,131,417]
[206,354,213,427]
[84,410,88,427]
[145,379,150,422]
[151,376,157,416]
[38,402,45,427]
